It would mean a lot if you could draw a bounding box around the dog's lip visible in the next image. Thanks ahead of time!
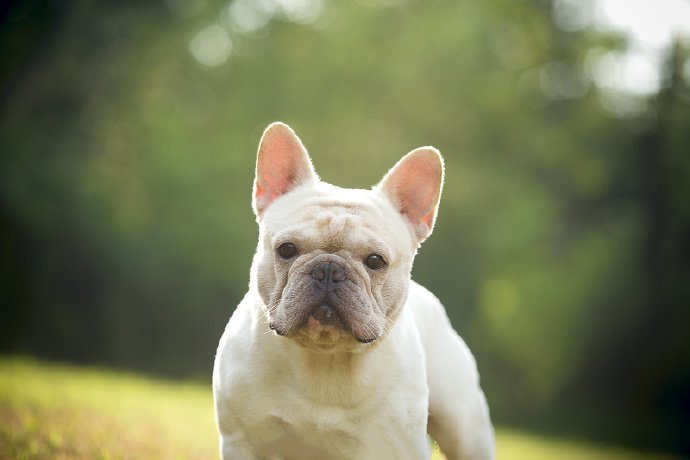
[271,319,379,347]
[309,304,342,325]
[268,321,285,336]
[355,336,378,344]
[268,300,381,344]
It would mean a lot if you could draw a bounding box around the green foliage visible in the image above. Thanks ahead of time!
[1,0,689,453]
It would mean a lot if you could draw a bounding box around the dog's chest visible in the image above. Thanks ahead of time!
[243,402,360,459]
[234,375,428,460]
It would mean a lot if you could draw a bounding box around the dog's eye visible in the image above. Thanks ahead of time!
[365,254,386,270]
[278,242,298,259]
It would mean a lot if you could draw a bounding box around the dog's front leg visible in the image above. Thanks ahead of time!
[219,433,261,460]
[426,329,495,460]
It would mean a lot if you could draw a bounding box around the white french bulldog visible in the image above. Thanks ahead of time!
[213,122,495,460]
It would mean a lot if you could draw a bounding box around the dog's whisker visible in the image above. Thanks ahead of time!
[256,298,283,327]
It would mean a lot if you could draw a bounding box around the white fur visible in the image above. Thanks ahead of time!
[213,123,494,459]
[213,280,494,460]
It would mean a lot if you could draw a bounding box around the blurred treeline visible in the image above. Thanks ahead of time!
[1,0,689,454]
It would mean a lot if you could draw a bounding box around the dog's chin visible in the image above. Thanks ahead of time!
[271,316,379,353]
[293,329,364,353]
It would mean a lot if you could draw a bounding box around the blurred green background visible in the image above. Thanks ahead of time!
[1,0,689,456]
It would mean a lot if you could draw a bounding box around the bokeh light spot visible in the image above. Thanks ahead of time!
[189,24,233,68]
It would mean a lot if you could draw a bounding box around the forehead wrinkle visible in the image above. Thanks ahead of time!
[273,214,393,263]
[270,190,402,254]
[316,210,360,233]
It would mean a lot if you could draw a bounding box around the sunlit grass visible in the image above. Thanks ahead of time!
[0,358,216,459]
[0,358,679,459]
[490,431,679,460]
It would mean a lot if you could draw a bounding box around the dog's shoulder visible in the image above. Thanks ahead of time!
[406,280,479,375]
[406,280,450,331]
[213,292,261,393]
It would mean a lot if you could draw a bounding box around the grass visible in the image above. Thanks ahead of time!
[0,358,216,459]
[0,358,680,460]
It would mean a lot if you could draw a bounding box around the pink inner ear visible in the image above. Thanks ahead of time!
[380,148,443,240]
[254,179,281,205]
[258,159,295,199]
[257,140,299,199]
[395,160,439,221]
[418,205,436,229]
[253,123,315,216]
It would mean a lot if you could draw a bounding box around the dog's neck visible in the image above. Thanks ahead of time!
[252,297,396,407]
[288,347,377,406]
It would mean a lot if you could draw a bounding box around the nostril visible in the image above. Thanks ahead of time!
[310,261,346,284]
[311,264,326,281]
[331,264,346,282]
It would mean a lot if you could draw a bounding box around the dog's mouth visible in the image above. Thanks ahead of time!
[267,254,384,346]
[308,304,342,329]
[269,303,379,346]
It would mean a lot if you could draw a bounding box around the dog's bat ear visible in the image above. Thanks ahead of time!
[253,122,317,220]
[375,147,444,244]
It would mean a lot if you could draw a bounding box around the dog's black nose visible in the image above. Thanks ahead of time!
[310,261,346,284]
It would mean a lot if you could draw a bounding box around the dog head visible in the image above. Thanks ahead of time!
[250,122,443,352]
